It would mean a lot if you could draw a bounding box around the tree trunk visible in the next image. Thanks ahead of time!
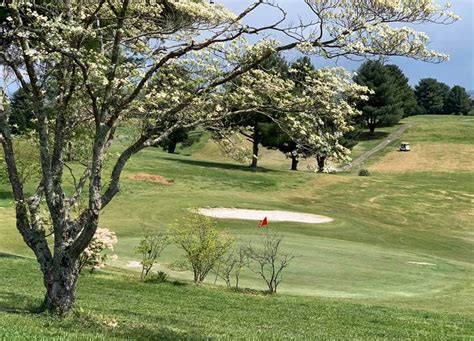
[290,154,298,171]
[43,254,79,315]
[250,136,259,169]
[65,142,73,162]
[316,155,326,173]
[368,123,376,134]
[167,140,177,154]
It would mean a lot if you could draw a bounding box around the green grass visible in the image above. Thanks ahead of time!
[1,256,473,339]
[349,124,402,160]
[0,115,473,338]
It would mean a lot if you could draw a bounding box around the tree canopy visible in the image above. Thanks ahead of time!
[354,60,417,133]
[414,78,451,114]
[444,86,471,115]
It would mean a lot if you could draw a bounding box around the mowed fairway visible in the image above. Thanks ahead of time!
[1,116,473,316]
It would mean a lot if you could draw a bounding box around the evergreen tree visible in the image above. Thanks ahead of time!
[158,128,189,154]
[443,85,471,115]
[260,123,299,170]
[414,78,450,114]
[259,57,315,171]
[219,53,289,169]
[9,87,35,134]
[385,65,417,117]
[354,60,410,133]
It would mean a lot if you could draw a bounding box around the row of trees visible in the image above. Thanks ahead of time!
[354,60,472,135]
[415,78,472,115]
[6,56,471,172]
[154,58,472,169]
[5,53,362,172]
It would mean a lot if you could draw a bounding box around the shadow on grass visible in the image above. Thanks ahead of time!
[0,190,13,201]
[0,291,43,314]
[0,252,19,259]
[230,287,273,297]
[101,309,206,340]
[357,131,391,141]
[159,157,278,174]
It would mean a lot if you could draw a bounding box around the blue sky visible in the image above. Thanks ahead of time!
[221,0,474,90]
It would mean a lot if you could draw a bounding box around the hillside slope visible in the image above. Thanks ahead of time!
[1,116,473,320]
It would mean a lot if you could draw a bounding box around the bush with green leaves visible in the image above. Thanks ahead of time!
[145,271,169,284]
[135,230,171,280]
[171,213,234,284]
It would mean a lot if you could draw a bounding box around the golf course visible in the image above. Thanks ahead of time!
[1,115,473,339]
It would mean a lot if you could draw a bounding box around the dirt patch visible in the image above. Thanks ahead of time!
[198,208,333,224]
[371,143,474,173]
[130,173,174,185]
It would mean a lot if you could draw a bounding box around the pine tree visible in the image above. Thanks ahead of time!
[9,88,35,134]
[414,78,450,114]
[354,60,411,133]
[444,86,471,115]
[219,53,289,169]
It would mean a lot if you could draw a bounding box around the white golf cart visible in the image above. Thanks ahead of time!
[400,142,411,152]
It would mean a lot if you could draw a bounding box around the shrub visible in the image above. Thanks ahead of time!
[245,231,295,293]
[359,168,371,176]
[135,230,171,280]
[213,246,248,289]
[78,228,118,274]
[145,271,169,284]
[171,213,234,283]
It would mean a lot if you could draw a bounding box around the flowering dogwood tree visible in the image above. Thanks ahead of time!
[0,0,457,313]
[78,227,118,274]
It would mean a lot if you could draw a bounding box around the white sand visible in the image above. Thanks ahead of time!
[198,208,333,224]
[127,261,142,269]
[407,261,437,266]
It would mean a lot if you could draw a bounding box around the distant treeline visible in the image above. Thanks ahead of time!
[354,60,473,135]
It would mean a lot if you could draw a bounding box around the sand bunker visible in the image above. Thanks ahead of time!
[130,173,174,185]
[198,208,333,224]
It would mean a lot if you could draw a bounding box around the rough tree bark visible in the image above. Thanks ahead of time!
[43,253,79,314]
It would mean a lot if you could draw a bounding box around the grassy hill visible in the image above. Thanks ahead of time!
[1,255,473,339]
[0,115,473,338]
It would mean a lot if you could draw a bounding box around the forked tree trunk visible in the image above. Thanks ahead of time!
[43,253,79,314]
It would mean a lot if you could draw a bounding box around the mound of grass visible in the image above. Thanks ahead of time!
[0,256,473,339]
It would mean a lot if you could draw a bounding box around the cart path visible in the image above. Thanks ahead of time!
[341,124,412,171]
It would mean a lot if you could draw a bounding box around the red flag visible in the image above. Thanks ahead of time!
[259,217,268,228]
